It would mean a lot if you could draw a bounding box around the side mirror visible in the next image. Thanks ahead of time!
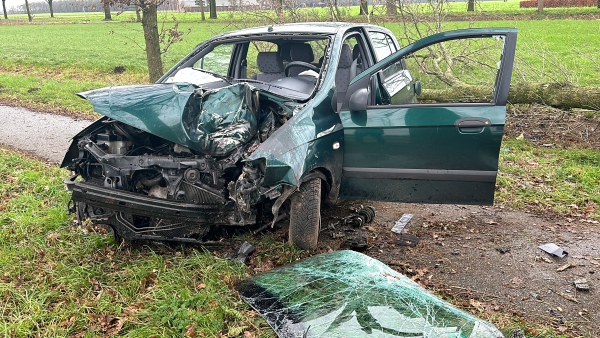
[414,80,422,96]
[348,87,368,111]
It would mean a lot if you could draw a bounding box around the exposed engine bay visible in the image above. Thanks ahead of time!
[63,84,296,243]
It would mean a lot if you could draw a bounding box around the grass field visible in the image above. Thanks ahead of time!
[1,17,600,114]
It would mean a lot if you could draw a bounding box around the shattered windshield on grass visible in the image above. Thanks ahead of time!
[236,250,504,338]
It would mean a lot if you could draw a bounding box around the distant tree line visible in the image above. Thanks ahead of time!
[6,0,179,14]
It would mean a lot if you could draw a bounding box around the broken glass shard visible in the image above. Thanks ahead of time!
[236,250,504,338]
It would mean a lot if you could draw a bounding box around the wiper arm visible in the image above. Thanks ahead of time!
[192,68,232,85]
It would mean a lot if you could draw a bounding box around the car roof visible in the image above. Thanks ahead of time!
[215,22,379,39]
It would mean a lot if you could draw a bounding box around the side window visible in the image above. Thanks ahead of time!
[194,44,234,76]
[378,36,506,105]
[368,31,395,61]
[246,41,278,79]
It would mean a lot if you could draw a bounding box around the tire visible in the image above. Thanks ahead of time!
[289,178,321,250]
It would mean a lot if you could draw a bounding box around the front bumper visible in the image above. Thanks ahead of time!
[65,175,250,226]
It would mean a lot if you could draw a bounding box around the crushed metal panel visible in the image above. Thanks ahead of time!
[78,83,258,157]
[236,250,504,338]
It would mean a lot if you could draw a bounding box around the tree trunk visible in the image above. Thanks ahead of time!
[141,2,163,82]
[135,6,141,22]
[103,3,112,20]
[274,0,283,19]
[598,0,599,9]
[537,0,544,12]
[467,0,475,11]
[24,0,32,21]
[2,0,7,19]
[209,0,217,19]
[199,0,205,20]
[386,0,396,15]
[419,83,600,110]
[359,0,368,15]
[48,0,54,17]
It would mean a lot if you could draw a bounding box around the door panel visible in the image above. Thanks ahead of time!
[339,28,517,205]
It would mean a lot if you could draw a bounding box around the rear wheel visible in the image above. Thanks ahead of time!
[289,178,321,250]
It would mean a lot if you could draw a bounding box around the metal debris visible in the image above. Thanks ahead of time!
[556,262,577,272]
[539,243,568,258]
[225,241,256,264]
[574,279,590,291]
[391,214,413,233]
[344,236,368,252]
[496,247,510,254]
[339,205,376,228]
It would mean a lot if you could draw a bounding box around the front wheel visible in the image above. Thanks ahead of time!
[289,178,321,250]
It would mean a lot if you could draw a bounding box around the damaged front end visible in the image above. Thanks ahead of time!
[62,82,297,243]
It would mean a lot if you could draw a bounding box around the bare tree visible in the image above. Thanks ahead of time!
[359,0,368,15]
[103,1,112,20]
[209,0,216,18]
[537,0,544,12]
[24,0,32,21]
[2,0,7,19]
[43,0,54,17]
[386,0,396,15]
[467,0,474,11]
[195,0,205,20]
[106,0,187,82]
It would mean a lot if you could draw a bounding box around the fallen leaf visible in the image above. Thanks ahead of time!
[555,291,579,303]
[469,299,483,312]
[557,262,577,272]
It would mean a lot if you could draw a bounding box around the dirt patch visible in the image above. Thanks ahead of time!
[505,105,600,149]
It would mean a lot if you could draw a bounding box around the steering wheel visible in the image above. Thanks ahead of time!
[284,61,320,76]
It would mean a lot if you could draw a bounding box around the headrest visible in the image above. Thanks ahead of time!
[352,44,361,60]
[338,44,353,68]
[257,52,284,73]
[290,43,314,63]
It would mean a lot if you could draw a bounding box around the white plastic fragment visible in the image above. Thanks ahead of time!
[391,214,413,234]
[539,243,568,258]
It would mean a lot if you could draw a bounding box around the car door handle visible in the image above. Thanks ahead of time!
[455,118,490,133]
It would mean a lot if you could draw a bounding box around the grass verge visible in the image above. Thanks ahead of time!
[0,147,275,337]
[497,137,600,220]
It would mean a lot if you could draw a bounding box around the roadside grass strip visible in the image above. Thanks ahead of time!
[0,147,275,337]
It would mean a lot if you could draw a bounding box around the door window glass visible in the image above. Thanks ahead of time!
[369,31,395,61]
[397,36,506,104]
[194,44,234,76]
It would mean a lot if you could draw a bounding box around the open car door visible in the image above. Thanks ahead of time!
[339,28,517,204]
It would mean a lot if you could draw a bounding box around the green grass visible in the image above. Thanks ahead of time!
[497,138,600,218]
[1,18,599,113]
[0,147,277,337]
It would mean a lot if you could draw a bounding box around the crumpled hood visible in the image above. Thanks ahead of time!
[78,83,258,157]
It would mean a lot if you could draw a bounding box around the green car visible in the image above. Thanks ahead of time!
[62,23,517,250]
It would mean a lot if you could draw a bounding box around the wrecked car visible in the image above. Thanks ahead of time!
[62,24,517,250]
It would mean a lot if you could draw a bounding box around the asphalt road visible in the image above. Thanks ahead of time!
[0,105,92,163]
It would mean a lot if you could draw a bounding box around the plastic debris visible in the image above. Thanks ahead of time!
[574,279,590,291]
[539,243,568,258]
[391,214,413,233]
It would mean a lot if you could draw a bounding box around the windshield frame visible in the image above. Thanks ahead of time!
[160,33,334,102]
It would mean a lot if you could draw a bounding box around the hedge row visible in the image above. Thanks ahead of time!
[520,0,597,7]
